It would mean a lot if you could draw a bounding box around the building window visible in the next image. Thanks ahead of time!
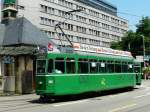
[40,4,55,14]
[76,15,86,23]
[58,0,73,9]
[44,0,54,2]
[76,5,86,13]
[76,26,86,33]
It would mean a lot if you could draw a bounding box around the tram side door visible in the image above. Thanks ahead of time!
[134,66,142,85]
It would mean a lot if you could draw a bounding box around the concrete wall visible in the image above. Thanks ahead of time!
[0,0,2,22]
[15,56,33,94]
[0,58,2,76]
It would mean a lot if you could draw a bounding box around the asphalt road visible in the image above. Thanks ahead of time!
[0,80,150,112]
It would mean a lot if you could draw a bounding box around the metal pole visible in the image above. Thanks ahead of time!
[141,35,146,67]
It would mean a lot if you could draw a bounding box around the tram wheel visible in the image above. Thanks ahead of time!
[39,95,50,102]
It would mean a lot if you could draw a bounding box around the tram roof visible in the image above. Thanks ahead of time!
[47,51,134,62]
[46,45,134,61]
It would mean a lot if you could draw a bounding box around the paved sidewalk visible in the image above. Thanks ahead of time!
[0,94,39,102]
[141,80,150,87]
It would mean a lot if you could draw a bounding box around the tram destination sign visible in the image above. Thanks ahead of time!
[73,43,132,57]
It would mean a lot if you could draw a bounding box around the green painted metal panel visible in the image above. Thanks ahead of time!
[36,76,55,95]
[36,53,138,96]
[36,73,136,96]
[4,0,16,4]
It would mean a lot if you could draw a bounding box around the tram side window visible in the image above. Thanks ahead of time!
[122,63,128,73]
[107,61,115,73]
[55,58,65,74]
[99,61,105,73]
[90,60,98,73]
[128,64,133,73]
[78,59,89,73]
[66,58,76,73]
[115,62,121,73]
[48,59,54,73]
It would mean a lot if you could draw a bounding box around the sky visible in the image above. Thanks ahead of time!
[108,0,150,31]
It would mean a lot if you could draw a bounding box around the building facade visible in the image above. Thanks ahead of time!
[0,0,2,23]
[2,0,128,48]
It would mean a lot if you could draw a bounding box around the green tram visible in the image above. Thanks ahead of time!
[35,45,142,98]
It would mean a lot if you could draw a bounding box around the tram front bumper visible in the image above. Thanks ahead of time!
[36,90,54,96]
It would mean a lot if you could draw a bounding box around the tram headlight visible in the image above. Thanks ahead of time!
[39,81,43,85]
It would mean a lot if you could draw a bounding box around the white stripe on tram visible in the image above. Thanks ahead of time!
[36,73,135,77]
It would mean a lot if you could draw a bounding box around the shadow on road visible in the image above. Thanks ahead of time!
[28,87,135,104]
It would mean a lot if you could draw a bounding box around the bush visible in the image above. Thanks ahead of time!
[143,67,150,79]
[143,67,150,74]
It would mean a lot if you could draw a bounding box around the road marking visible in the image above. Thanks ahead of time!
[109,103,137,112]
[134,93,150,99]
[53,100,88,107]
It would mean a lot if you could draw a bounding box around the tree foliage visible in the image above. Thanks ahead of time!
[136,17,150,36]
[110,17,150,57]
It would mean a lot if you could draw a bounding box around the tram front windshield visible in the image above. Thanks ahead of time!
[36,60,46,74]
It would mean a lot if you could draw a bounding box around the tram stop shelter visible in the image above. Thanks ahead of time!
[0,17,57,94]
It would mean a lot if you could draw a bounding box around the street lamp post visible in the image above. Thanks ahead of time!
[141,35,146,67]
[141,35,148,80]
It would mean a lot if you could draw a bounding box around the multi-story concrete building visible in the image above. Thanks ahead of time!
[0,0,2,23]
[1,0,128,48]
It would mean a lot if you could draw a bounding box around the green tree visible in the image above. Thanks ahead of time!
[110,17,150,57]
[136,17,150,36]
[136,17,150,55]
[110,41,122,50]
